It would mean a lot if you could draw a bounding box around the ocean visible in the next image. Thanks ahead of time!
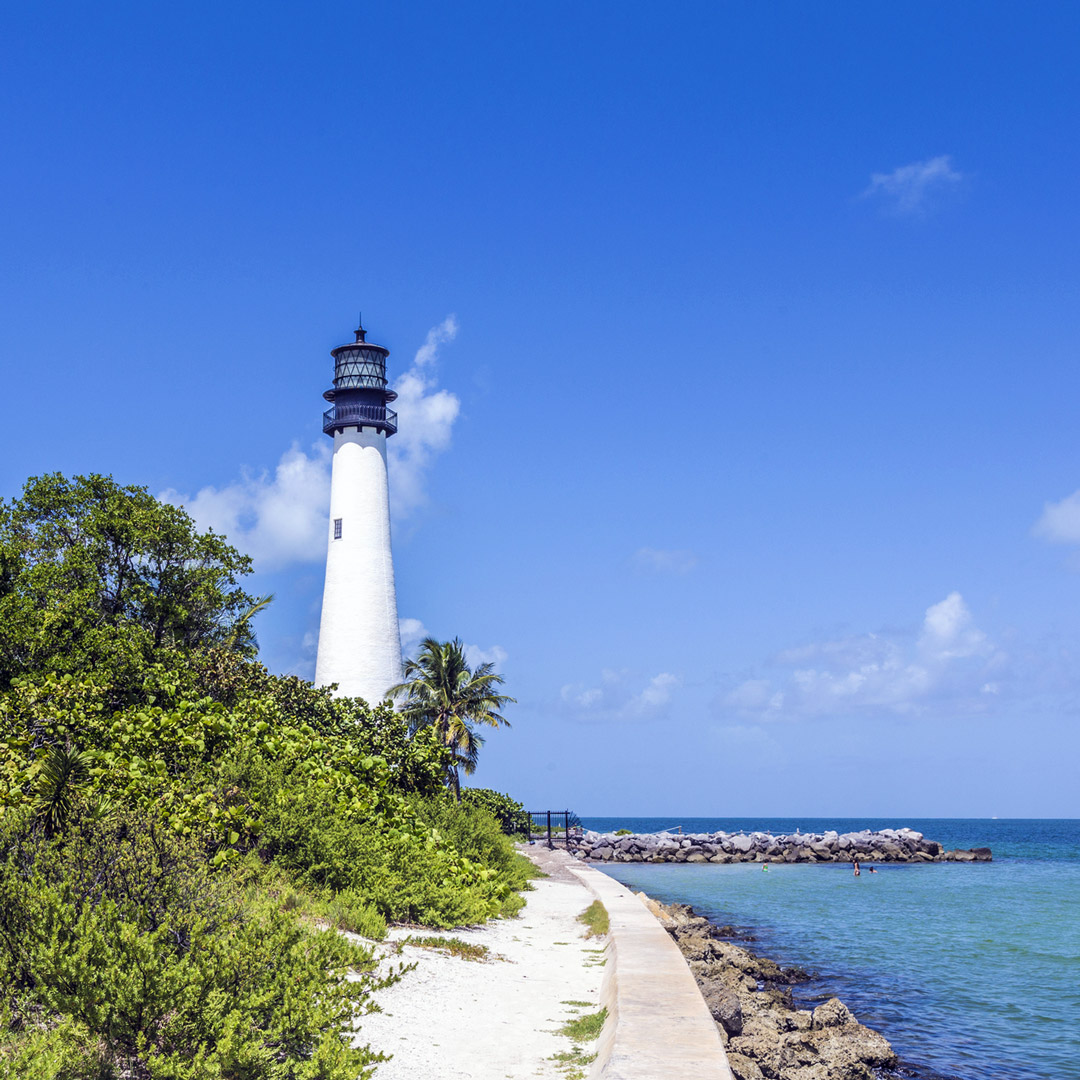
[578,818,1080,1080]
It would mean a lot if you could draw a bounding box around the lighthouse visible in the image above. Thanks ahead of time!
[314,318,403,702]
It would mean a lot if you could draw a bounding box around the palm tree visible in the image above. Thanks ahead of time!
[389,637,515,801]
[221,593,274,655]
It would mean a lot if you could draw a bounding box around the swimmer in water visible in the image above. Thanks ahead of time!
[853,859,861,877]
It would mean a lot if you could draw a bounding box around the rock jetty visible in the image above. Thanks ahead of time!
[645,894,898,1080]
[573,828,991,864]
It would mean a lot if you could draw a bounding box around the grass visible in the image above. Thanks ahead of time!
[550,1047,597,1080]
[551,1005,608,1079]
[561,1000,595,1008]
[559,1007,607,1042]
[400,935,491,961]
[578,900,609,938]
[516,853,548,880]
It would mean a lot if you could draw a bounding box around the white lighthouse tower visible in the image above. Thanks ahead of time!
[314,318,403,702]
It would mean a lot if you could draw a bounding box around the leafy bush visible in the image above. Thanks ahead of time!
[322,891,387,940]
[460,786,531,837]
[0,810,392,1079]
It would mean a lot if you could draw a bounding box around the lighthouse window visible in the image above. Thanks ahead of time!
[333,518,343,539]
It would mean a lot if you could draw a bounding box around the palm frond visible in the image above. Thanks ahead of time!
[32,742,91,837]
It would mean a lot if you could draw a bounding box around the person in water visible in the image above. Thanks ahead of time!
[867,866,878,873]
[853,858,861,876]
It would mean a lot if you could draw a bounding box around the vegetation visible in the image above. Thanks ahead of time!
[551,1005,607,1080]
[0,473,531,1079]
[390,638,515,800]
[460,786,531,836]
[558,1006,608,1042]
[549,1046,597,1080]
[578,900,610,938]
[400,936,491,961]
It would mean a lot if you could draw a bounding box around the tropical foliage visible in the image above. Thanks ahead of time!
[0,473,530,1079]
[461,786,531,837]
[390,638,515,800]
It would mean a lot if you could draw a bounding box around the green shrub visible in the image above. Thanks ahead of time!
[460,787,531,837]
[323,891,387,940]
[0,812,391,1080]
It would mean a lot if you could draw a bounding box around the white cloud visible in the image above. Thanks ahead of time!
[388,315,461,517]
[862,155,962,214]
[724,592,1005,721]
[464,643,508,669]
[398,617,430,658]
[561,669,680,723]
[161,441,331,571]
[1033,489,1080,545]
[162,318,461,571]
[631,547,698,574]
[398,618,506,671]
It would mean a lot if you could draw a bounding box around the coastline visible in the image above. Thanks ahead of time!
[360,833,1062,1080]
[633,890,930,1080]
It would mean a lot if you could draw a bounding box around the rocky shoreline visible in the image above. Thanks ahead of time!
[574,827,991,865]
[643,894,905,1080]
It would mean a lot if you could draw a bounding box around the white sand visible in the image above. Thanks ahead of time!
[355,856,605,1080]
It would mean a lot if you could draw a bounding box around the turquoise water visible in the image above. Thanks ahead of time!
[580,819,1080,1080]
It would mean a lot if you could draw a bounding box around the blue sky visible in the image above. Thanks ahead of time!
[3,3,1079,817]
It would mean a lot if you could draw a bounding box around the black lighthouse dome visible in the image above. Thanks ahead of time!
[322,319,398,437]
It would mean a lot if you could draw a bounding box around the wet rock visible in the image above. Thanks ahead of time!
[944,849,975,862]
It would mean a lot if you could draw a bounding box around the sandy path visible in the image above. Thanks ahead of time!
[356,850,605,1080]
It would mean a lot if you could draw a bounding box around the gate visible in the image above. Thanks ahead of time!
[528,809,582,850]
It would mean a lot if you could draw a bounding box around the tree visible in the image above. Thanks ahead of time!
[389,638,515,801]
[0,473,256,690]
[221,593,275,656]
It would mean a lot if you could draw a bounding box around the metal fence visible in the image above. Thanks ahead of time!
[527,809,582,850]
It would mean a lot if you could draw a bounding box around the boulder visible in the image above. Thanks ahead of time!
[700,982,743,1035]
[726,1052,764,1080]
[812,999,853,1029]
[779,1066,831,1080]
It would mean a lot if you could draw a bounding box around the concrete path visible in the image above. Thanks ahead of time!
[568,858,734,1080]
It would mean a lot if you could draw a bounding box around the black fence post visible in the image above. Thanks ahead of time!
[546,810,552,849]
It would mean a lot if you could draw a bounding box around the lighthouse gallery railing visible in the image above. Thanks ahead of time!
[323,403,398,436]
